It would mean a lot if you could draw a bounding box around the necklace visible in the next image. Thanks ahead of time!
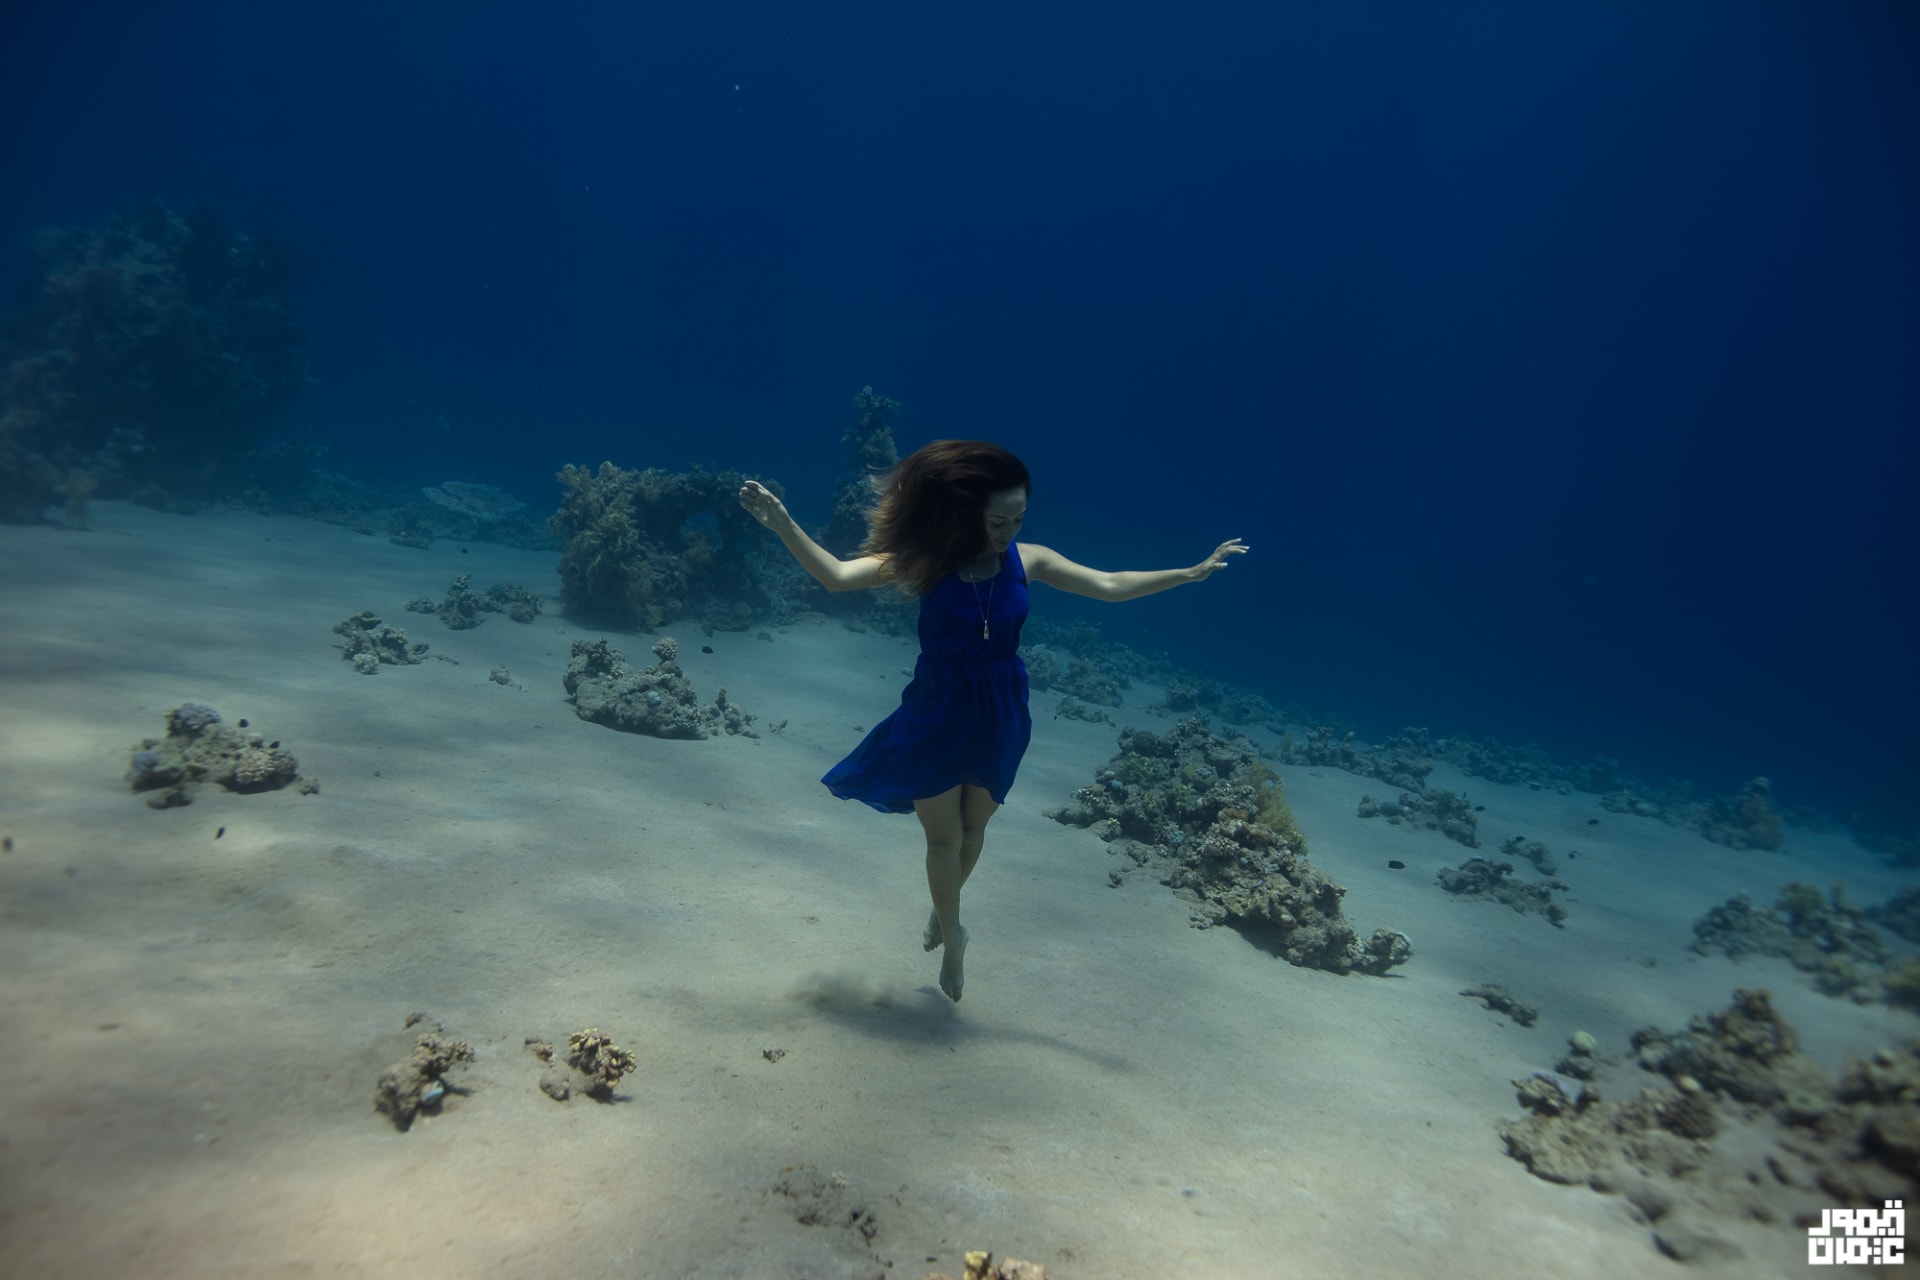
[968,556,996,640]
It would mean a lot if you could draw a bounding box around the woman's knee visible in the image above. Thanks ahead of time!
[959,786,1000,837]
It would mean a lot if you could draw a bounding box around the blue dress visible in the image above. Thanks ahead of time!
[823,542,1033,814]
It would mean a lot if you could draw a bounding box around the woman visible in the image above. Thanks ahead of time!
[739,440,1246,1002]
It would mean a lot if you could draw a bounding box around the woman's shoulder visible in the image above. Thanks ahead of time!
[1013,541,1057,572]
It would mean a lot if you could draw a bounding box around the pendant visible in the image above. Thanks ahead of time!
[982,622,990,640]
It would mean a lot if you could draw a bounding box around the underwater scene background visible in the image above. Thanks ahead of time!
[5,1,1914,827]
[2,3,1917,1277]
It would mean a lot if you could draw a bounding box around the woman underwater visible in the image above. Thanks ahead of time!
[740,440,1246,1001]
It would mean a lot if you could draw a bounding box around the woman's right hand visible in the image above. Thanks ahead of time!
[738,480,792,530]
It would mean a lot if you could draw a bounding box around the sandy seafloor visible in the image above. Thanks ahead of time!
[0,502,1911,1280]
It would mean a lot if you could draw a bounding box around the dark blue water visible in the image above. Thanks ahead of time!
[4,2,1915,829]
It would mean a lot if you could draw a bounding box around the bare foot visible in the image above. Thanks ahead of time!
[923,909,943,952]
[938,925,968,1002]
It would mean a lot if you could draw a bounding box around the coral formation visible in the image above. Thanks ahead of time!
[332,611,429,674]
[1435,733,1857,862]
[1436,857,1569,926]
[1019,616,1161,701]
[1499,834,1558,876]
[1500,989,1920,1264]
[1631,989,1823,1106]
[563,638,757,739]
[1867,888,1920,944]
[820,386,901,556]
[0,200,308,520]
[1557,1029,1603,1081]
[1356,788,1480,847]
[530,1028,637,1102]
[1146,674,1288,729]
[1694,776,1786,851]
[1438,734,1628,796]
[1019,647,1131,707]
[411,572,485,629]
[403,575,544,629]
[1050,697,1114,725]
[373,1016,476,1131]
[386,501,434,549]
[549,460,775,630]
[1460,983,1539,1027]
[125,703,302,807]
[1690,882,1896,1004]
[925,1252,1051,1280]
[490,582,544,623]
[1050,718,1409,975]
[1285,725,1434,792]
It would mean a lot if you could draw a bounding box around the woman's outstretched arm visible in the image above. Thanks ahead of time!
[1021,539,1247,603]
[738,480,891,592]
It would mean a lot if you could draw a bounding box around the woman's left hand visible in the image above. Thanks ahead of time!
[1191,539,1248,581]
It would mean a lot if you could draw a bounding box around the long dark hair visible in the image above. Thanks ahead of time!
[861,440,1031,597]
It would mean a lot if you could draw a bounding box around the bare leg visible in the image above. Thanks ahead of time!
[924,816,990,948]
[914,786,999,1001]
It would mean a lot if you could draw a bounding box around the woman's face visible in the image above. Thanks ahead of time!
[982,487,1027,550]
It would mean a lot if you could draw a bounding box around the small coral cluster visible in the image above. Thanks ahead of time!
[404,574,544,629]
[1599,774,1791,852]
[1460,983,1538,1027]
[1356,787,1480,848]
[1051,717,1410,976]
[924,1250,1050,1280]
[1692,881,1906,1006]
[1692,776,1786,851]
[125,703,303,807]
[1437,734,1628,793]
[332,611,430,674]
[1436,856,1569,927]
[1288,724,1436,791]
[1317,728,1808,859]
[374,1016,476,1131]
[528,1027,638,1102]
[1019,615,1167,706]
[563,637,757,740]
[1153,675,1289,730]
[1022,648,1127,707]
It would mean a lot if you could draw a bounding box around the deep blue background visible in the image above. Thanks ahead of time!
[4,2,1916,826]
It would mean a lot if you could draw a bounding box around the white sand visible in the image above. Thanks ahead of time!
[0,503,1911,1279]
